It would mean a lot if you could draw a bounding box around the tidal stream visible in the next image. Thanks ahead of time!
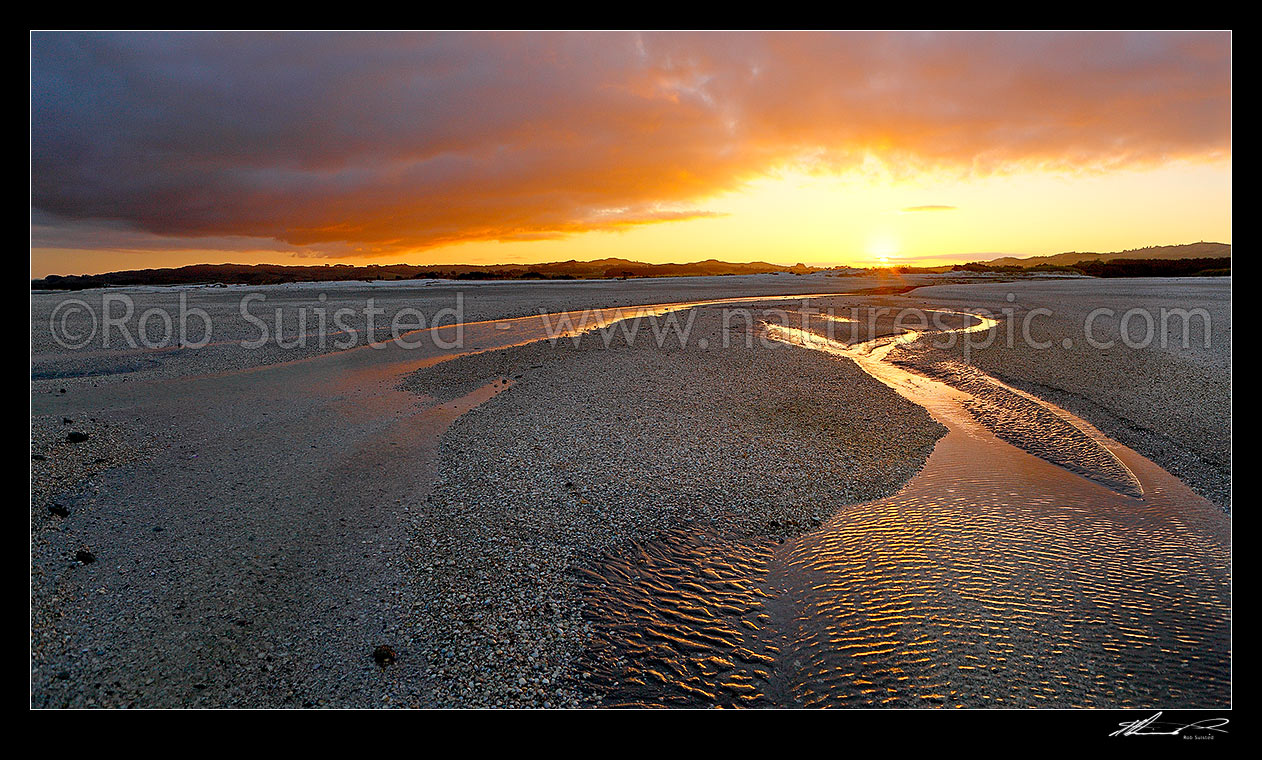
[578,308,1230,707]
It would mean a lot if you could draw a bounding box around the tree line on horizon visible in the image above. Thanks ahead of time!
[31,246,1231,290]
[948,256,1231,278]
[31,259,818,290]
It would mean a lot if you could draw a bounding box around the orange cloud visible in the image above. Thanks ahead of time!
[31,31,1230,257]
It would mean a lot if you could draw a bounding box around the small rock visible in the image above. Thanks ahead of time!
[75,549,96,564]
[372,645,397,668]
[66,432,90,443]
[49,504,70,518]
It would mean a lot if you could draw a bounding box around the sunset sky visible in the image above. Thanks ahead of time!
[30,31,1231,277]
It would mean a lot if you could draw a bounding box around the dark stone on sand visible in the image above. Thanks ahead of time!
[49,504,70,518]
[75,549,96,564]
[66,431,90,443]
[372,645,397,668]
[32,454,47,461]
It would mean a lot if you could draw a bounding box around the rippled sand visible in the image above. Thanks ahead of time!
[779,423,1229,707]
[914,278,1232,509]
[579,311,1230,708]
[31,282,1229,708]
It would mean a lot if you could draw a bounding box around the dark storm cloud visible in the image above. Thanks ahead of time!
[31,31,1231,254]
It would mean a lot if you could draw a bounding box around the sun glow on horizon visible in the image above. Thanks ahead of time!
[866,232,901,264]
[30,160,1231,278]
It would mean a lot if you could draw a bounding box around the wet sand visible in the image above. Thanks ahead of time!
[398,305,944,706]
[29,275,1230,707]
[910,277,1231,509]
[569,301,1229,707]
[32,279,923,706]
[31,273,909,388]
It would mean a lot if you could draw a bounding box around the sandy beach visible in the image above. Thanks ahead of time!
[907,278,1232,509]
[29,274,1230,707]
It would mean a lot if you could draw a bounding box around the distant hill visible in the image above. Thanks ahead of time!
[978,242,1230,269]
[32,258,817,290]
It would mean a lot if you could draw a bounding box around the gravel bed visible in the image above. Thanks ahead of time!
[392,306,945,706]
[32,276,1225,707]
[890,350,1142,497]
[908,278,1231,509]
[30,273,917,392]
[30,413,162,694]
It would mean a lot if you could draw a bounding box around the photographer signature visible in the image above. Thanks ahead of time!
[1110,712,1229,738]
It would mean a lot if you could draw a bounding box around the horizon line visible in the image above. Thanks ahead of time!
[31,240,1232,281]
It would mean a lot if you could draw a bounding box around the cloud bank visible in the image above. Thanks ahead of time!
[31,31,1230,255]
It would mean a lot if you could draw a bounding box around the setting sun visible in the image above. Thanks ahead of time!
[866,232,901,263]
